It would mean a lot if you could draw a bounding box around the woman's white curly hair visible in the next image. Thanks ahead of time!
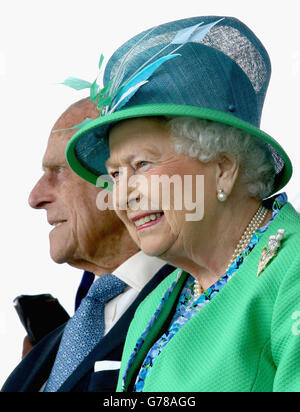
[166,117,275,199]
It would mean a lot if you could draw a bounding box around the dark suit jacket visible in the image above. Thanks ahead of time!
[1,264,175,392]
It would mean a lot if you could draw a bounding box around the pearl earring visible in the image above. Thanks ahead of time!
[217,189,227,202]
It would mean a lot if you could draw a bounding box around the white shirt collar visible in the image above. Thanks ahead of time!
[113,251,166,292]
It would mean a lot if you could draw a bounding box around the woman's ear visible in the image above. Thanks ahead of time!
[215,153,239,197]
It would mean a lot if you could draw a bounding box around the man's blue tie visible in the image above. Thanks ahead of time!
[44,274,127,392]
[75,271,95,311]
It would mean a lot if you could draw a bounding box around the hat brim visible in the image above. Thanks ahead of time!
[66,103,292,194]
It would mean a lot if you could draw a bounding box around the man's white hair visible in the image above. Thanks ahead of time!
[166,117,275,199]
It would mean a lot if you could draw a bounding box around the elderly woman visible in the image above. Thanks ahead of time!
[65,16,300,392]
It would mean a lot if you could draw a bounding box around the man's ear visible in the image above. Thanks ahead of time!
[215,153,239,197]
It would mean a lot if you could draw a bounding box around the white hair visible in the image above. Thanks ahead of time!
[165,117,275,199]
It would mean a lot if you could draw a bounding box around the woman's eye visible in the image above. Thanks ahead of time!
[110,171,120,179]
[136,161,149,169]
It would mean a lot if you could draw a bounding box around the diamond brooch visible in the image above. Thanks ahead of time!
[257,229,285,277]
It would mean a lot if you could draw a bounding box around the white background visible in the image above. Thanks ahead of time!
[0,0,300,388]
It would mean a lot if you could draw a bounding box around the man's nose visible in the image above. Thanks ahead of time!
[28,176,54,209]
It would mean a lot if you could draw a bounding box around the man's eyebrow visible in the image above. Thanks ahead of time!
[42,161,65,171]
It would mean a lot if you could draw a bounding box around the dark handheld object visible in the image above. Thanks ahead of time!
[13,294,70,344]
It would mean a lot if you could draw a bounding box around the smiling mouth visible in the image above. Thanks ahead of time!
[132,212,164,230]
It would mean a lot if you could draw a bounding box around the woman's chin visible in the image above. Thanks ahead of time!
[139,237,172,258]
[130,216,176,257]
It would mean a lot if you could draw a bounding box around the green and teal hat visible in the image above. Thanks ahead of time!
[65,16,292,194]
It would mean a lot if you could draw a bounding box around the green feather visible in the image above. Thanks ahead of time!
[52,118,94,133]
[61,77,92,90]
[98,54,104,70]
[90,79,99,101]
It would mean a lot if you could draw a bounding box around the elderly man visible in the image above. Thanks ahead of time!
[1,98,174,392]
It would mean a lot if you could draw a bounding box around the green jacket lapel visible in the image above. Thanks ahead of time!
[123,269,188,391]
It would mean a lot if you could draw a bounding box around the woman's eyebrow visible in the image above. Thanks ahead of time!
[105,154,136,170]
[106,146,160,168]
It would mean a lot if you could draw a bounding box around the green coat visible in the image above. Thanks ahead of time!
[117,203,300,392]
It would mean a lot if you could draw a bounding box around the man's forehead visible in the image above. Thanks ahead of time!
[42,133,69,168]
[42,99,98,169]
[52,98,98,131]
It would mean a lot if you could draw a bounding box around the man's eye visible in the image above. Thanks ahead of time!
[52,167,65,175]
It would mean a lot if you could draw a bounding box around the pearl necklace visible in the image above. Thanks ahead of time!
[193,205,268,300]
